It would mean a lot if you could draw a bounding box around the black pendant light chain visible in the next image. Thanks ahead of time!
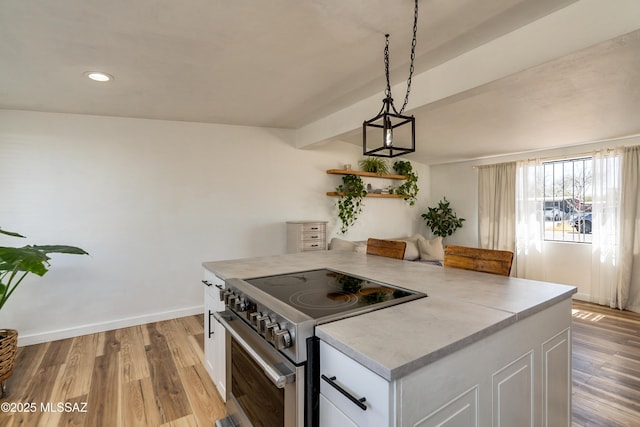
[362,0,418,158]
[384,35,392,102]
[399,0,419,115]
[383,0,419,113]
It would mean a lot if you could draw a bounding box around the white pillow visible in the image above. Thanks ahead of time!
[386,234,426,261]
[353,241,367,254]
[329,238,367,254]
[417,236,444,261]
[329,237,356,251]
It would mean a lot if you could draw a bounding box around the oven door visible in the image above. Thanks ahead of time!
[214,310,305,427]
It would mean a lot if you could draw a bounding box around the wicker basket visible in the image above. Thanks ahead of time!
[0,329,18,383]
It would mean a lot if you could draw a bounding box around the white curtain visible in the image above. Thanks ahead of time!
[616,145,640,312]
[514,158,546,280]
[590,149,622,307]
[477,162,516,252]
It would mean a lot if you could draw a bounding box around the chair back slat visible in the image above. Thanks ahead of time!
[366,238,406,260]
[444,245,513,276]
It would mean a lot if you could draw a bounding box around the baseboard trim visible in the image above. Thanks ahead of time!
[17,305,204,347]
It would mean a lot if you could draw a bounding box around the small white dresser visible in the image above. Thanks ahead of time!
[286,221,328,253]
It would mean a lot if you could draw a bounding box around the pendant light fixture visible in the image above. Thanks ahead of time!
[363,0,419,158]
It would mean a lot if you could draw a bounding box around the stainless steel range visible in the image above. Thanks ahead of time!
[213,268,426,427]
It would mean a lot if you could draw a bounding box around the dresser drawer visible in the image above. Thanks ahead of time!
[301,231,325,241]
[302,240,325,251]
[301,223,325,233]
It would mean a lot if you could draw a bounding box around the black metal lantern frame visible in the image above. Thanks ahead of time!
[363,96,415,157]
[363,0,418,158]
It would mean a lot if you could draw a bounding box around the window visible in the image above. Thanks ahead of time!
[542,157,592,243]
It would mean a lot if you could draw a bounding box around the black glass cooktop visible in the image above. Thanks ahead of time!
[244,268,426,320]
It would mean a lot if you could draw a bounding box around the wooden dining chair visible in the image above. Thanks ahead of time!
[366,238,407,260]
[443,245,514,276]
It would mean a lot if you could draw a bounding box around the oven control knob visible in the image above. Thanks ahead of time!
[223,290,234,305]
[249,312,262,326]
[274,329,292,350]
[256,315,271,334]
[227,295,237,308]
[265,322,281,341]
[234,298,247,312]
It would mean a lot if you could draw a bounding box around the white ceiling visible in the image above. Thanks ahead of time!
[2,0,640,165]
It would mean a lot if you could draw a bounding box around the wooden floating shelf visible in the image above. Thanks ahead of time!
[326,169,407,180]
[326,192,406,199]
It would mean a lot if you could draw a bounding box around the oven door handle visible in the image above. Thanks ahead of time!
[214,311,295,389]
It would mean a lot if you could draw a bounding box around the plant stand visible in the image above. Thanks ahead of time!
[0,329,18,398]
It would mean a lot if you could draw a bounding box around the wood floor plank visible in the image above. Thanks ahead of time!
[178,364,226,426]
[177,314,204,336]
[55,394,90,427]
[117,324,151,384]
[155,319,202,369]
[122,377,163,427]
[85,330,121,427]
[58,333,100,400]
[145,323,192,424]
[160,413,199,427]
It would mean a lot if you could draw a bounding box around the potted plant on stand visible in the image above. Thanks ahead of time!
[0,227,88,396]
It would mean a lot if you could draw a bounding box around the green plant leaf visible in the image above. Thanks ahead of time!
[0,246,51,276]
[32,245,89,255]
[0,228,26,238]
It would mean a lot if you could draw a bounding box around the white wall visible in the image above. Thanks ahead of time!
[429,134,640,301]
[0,110,430,345]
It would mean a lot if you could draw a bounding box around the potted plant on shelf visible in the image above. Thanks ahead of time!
[335,175,367,234]
[0,227,88,396]
[358,157,390,175]
[421,197,465,238]
[390,160,419,205]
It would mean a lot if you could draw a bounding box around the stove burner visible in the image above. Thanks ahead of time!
[263,275,307,286]
[289,289,359,310]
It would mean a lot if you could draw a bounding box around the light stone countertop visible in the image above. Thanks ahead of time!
[203,250,576,381]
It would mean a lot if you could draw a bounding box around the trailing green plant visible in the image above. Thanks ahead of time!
[336,175,367,234]
[358,157,390,175]
[391,160,419,206]
[421,197,465,238]
[0,228,89,312]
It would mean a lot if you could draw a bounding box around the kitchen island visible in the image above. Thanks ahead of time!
[203,250,576,427]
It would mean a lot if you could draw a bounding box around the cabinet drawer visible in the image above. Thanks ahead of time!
[301,223,326,233]
[301,231,325,241]
[320,341,391,426]
[302,241,326,251]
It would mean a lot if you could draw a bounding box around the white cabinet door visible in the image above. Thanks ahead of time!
[203,270,226,401]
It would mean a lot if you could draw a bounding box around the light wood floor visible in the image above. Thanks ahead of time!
[1,302,638,426]
[0,315,225,427]
[571,300,640,427]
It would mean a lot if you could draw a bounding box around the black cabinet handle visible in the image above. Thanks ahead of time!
[202,280,213,287]
[208,310,215,338]
[321,374,367,411]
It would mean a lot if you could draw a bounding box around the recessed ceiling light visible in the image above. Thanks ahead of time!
[85,71,114,82]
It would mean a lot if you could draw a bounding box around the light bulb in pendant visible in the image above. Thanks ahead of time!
[384,117,393,147]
